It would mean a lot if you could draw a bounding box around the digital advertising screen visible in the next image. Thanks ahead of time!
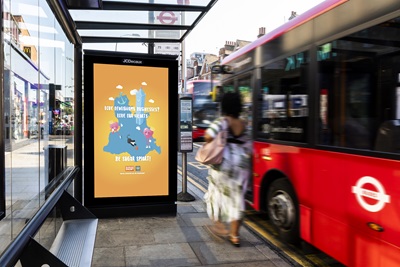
[83,50,178,217]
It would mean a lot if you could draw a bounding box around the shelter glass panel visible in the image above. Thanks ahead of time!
[0,0,75,255]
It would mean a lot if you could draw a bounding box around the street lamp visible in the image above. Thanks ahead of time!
[115,33,141,51]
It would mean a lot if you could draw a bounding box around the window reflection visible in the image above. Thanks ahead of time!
[238,77,253,133]
[258,52,309,142]
[318,17,400,153]
[0,0,75,253]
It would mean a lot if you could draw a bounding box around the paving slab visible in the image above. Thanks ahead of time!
[125,243,201,267]
[91,175,295,267]
[92,247,126,267]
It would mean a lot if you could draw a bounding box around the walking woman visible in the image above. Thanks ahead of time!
[203,91,252,247]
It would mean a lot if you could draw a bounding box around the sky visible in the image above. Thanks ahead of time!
[81,0,326,58]
[184,0,326,57]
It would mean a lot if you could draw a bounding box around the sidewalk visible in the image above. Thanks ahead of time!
[3,140,295,266]
[91,174,294,267]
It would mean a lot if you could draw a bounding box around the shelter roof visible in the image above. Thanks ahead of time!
[53,0,218,47]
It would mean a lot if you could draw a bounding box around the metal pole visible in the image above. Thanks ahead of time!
[177,149,194,201]
[148,0,154,54]
[177,8,194,201]
[0,0,5,220]
[181,38,187,194]
[181,40,187,93]
[181,152,188,193]
[74,44,83,203]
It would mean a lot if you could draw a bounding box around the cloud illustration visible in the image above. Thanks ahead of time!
[109,97,114,101]
[149,99,154,103]
[116,85,123,89]
[130,89,138,95]
[142,82,147,86]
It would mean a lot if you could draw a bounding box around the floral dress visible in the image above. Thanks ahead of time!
[203,117,252,222]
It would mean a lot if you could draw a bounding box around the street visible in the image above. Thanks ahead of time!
[177,142,208,191]
[178,142,345,267]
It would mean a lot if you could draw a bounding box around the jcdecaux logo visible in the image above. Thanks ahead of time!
[352,176,390,212]
[122,59,142,64]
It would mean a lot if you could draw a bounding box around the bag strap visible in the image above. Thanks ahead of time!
[219,118,228,145]
[221,118,228,131]
[225,118,247,144]
[227,137,245,144]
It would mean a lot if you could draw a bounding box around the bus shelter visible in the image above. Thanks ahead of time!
[42,0,218,216]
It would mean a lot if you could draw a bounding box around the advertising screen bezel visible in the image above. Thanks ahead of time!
[83,50,178,216]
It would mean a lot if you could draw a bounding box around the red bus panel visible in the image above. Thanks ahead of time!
[253,141,400,266]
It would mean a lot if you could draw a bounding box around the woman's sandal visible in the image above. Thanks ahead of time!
[213,222,229,236]
[228,235,240,247]
[205,225,226,242]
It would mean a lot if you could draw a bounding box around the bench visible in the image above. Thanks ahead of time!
[0,167,98,267]
[49,219,98,266]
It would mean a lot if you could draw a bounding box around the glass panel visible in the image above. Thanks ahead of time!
[104,0,210,6]
[0,0,75,254]
[73,0,216,53]
[1,0,12,251]
[78,29,186,40]
[84,42,148,53]
[317,16,400,153]
[69,10,199,26]
[4,0,44,241]
[258,52,309,142]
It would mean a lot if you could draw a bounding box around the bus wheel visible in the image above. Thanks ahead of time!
[266,178,299,244]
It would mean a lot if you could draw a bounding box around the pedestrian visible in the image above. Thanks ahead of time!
[203,91,252,247]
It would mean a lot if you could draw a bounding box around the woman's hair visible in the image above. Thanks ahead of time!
[221,92,242,118]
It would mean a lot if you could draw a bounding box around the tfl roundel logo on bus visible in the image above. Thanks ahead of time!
[352,176,391,212]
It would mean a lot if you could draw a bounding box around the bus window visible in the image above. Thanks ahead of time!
[222,83,235,93]
[317,17,400,153]
[238,76,253,133]
[258,52,309,142]
[187,80,218,141]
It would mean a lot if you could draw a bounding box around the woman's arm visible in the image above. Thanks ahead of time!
[204,117,226,143]
[204,132,213,143]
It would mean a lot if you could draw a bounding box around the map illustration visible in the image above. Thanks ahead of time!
[103,83,161,161]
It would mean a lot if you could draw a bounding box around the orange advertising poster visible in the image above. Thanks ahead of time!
[93,63,169,198]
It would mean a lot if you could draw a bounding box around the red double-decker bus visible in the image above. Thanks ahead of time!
[218,0,400,266]
[186,80,218,140]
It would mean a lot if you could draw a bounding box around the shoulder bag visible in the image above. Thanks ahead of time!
[195,120,227,165]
